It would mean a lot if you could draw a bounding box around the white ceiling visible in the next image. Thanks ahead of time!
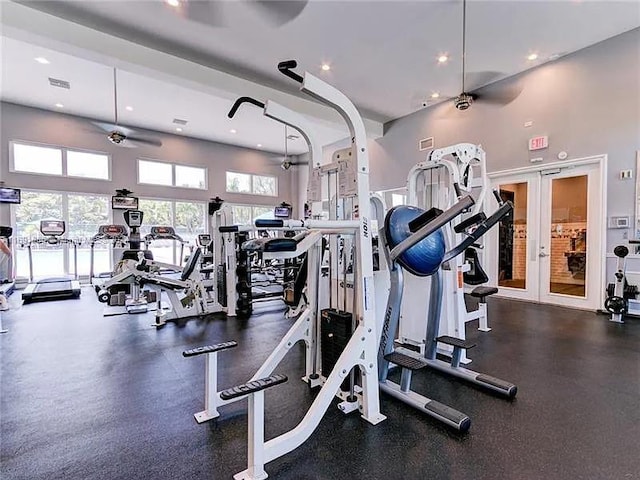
[0,36,350,154]
[13,0,640,122]
[1,1,639,155]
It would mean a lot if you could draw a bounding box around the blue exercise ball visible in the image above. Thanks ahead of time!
[384,205,446,277]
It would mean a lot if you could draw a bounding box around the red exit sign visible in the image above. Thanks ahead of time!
[529,135,548,151]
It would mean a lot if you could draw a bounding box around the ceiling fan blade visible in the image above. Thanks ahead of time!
[474,82,523,106]
[181,1,227,27]
[114,141,137,149]
[464,71,503,91]
[91,121,118,133]
[250,0,308,26]
[90,121,137,137]
[127,135,163,147]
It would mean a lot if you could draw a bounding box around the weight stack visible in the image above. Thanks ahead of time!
[216,264,227,307]
[235,232,252,318]
[320,308,353,390]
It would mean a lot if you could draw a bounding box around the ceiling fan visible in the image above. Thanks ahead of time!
[428,0,522,113]
[177,0,308,28]
[280,126,308,170]
[90,68,162,148]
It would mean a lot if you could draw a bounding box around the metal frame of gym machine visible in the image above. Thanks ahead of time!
[400,143,495,364]
[185,60,386,480]
[377,148,517,431]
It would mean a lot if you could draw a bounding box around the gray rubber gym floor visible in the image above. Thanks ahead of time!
[1,289,639,480]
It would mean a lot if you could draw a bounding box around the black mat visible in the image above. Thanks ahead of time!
[1,291,639,480]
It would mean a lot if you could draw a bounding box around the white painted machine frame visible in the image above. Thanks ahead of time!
[199,61,386,480]
[401,143,494,364]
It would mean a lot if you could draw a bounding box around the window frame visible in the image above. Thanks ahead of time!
[9,140,112,181]
[228,203,277,224]
[137,158,208,190]
[11,188,113,280]
[138,196,209,264]
[226,171,278,197]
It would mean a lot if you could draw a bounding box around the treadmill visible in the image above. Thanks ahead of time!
[22,220,81,303]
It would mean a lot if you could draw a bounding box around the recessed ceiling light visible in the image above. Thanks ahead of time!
[527,53,539,61]
[34,57,50,65]
[321,64,331,71]
[431,92,440,99]
[125,106,133,111]
[230,129,237,134]
[257,144,262,148]
[437,54,448,64]
[176,127,183,132]
[55,103,64,108]
[166,0,180,6]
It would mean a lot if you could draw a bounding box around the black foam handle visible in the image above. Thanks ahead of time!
[408,207,443,233]
[278,60,304,83]
[453,183,462,198]
[228,97,266,118]
[443,201,513,262]
[219,374,288,400]
[493,189,503,205]
[256,219,284,228]
[454,212,487,234]
[219,226,239,233]
[183,341,238,357]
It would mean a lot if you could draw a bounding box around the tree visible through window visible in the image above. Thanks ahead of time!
[226,172,277,196]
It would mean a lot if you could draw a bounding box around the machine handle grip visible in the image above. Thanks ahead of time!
[390,195,475,262]
[228,96,266,118]
[493,189,503,205]
[278,60,304,84]
[443,201,513,262]
[453,182,463,198]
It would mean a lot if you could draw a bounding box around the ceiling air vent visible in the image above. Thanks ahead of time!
[48,77,70,89]
[172,118,188,125]
[419,137,434,151]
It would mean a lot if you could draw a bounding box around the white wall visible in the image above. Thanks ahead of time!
[368,28,640,254]
[0,101,300,224]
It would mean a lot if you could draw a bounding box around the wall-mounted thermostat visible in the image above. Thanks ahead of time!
[609,216,630,229]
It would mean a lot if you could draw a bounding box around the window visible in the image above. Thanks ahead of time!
[67,195,111,275]
[226,171,277,196]
[67,151,110,180]
[226,172,252,194]
[10,141,110,180]
[138,160,173,186]
[252,175,277,196]
[12,143,62,176]
[139,198,207,264]
[137,159,207,189]
[13,191,111,279]
[230,204,276,224]
[175,165,206,189]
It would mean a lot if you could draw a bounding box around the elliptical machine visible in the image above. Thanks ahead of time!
[98,210,156,314]
[605,245,639,323]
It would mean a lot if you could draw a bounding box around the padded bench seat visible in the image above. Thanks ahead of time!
[242,237,298,253]
[469,286,499,298]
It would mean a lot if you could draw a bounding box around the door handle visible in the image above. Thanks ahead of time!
[539,251,549,258]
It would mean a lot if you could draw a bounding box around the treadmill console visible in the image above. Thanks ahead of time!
[98,225,127,238]
[150,226,176,237]
[40,220,65,237]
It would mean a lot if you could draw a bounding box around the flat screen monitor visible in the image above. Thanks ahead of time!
[0,187,21,204]
[274,206,291,218]
[112,196,139,210]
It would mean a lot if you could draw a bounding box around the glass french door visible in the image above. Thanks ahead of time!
[486,160,603,310]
